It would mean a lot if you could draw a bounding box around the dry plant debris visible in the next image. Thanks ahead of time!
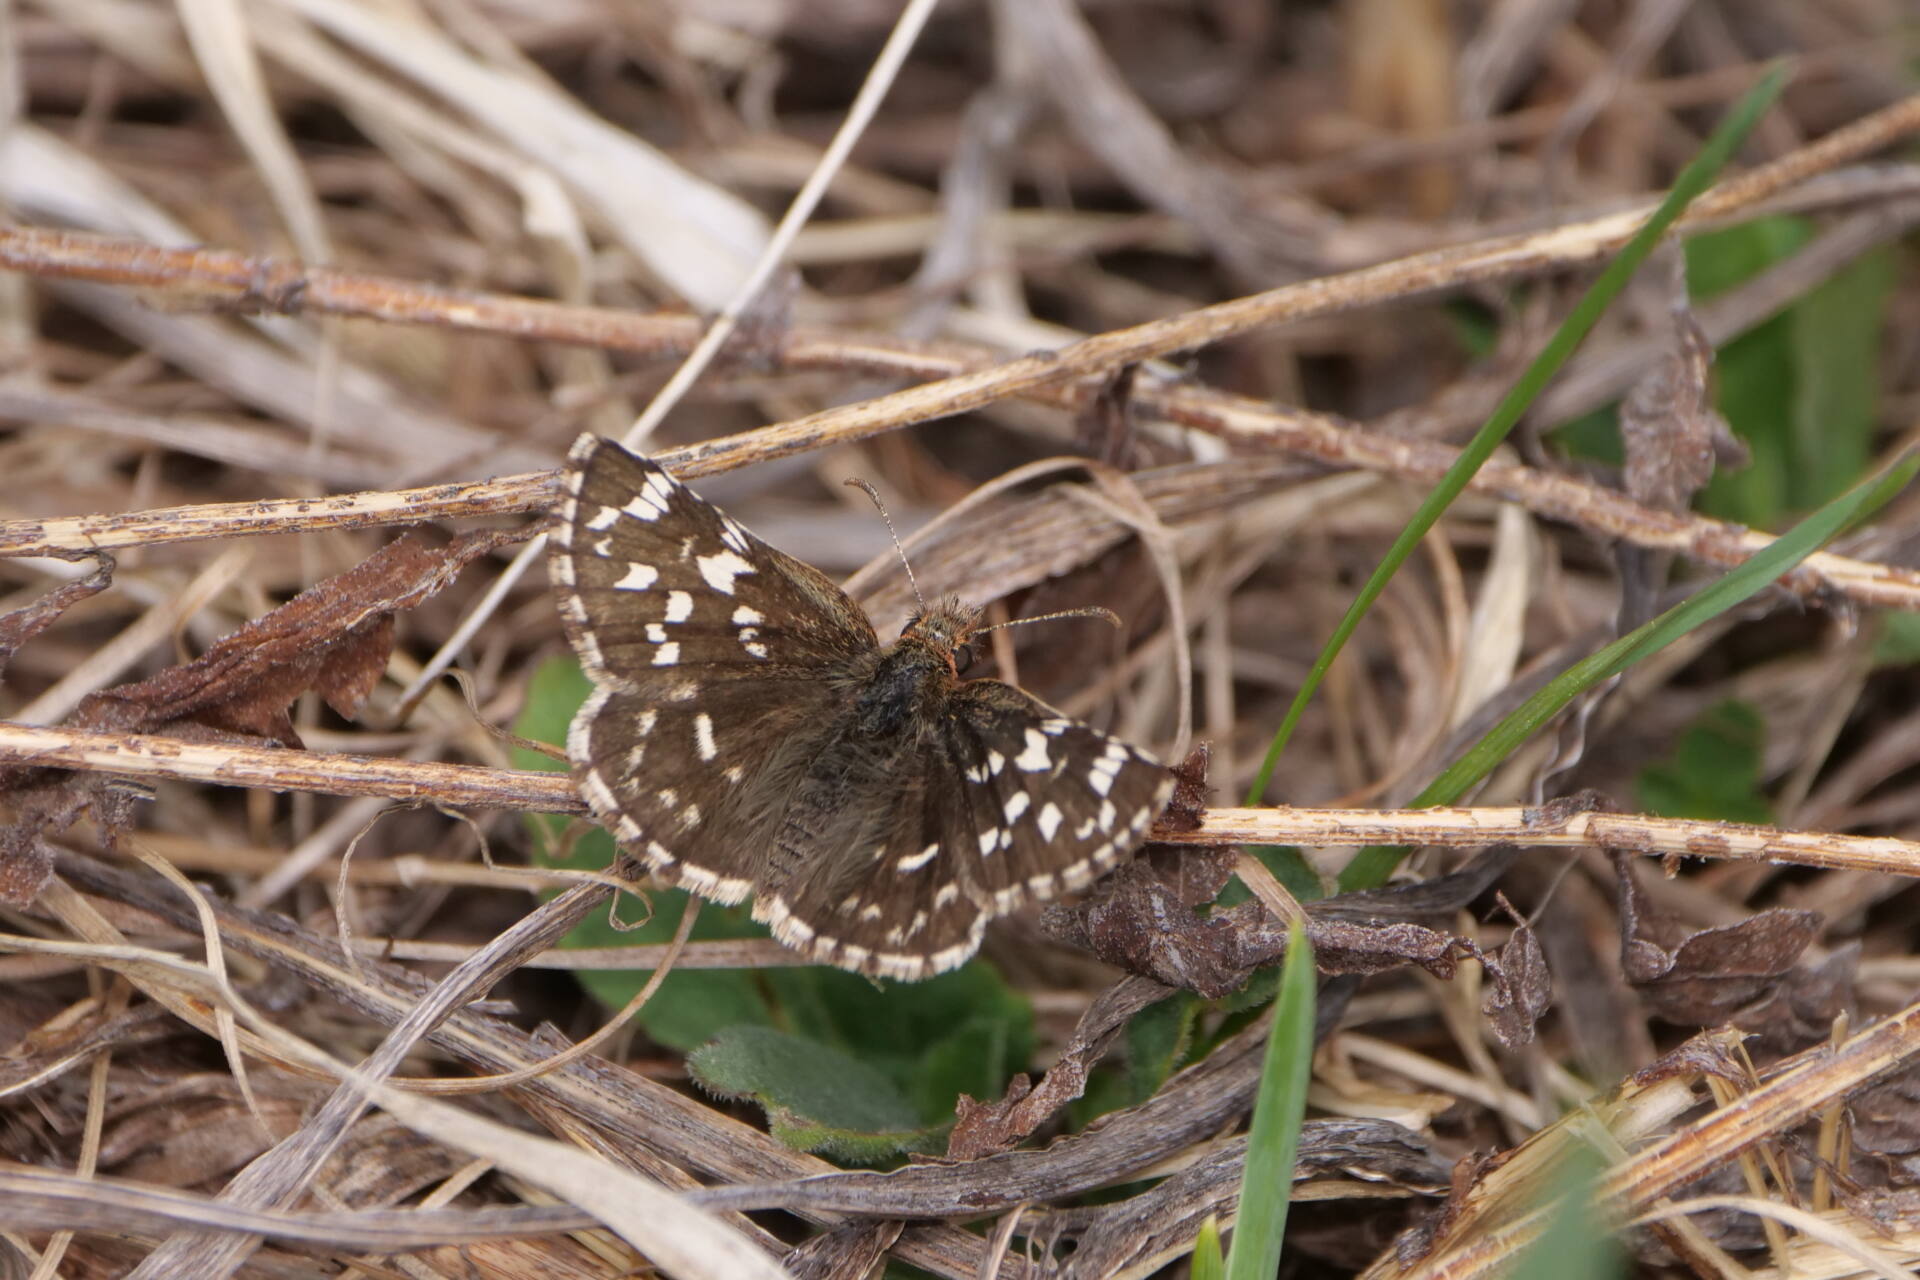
[0,4,1918,1279]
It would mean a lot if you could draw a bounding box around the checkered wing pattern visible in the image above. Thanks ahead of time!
[760,681,1174,980]
[553,435,878,897]
[551,433,1172,981]
[552,434,876,687]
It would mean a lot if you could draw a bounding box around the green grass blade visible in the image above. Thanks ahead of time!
[1224,925,1316,1280]
[1192,1215,1226,1280]
[1243,65,1786,808]
[1339,450,1919,890]
[1510,1147,1624,1280]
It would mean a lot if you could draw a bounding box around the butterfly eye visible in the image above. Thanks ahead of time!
[954,644,976,675]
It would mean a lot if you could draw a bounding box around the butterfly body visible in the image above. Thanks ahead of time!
[551,434,1173,980]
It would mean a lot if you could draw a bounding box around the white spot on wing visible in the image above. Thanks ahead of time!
[1037,802,1064,842]
[664,590,693,622]
[934,883,960,909]
[623,491,667,522]
[653,642,680,666]
[1098,799,1116,831]
[896,843,940,873]
[697,550,755,594]
[978,827,1003,856]
[585,505,620,530]
[636,709,657,737]
[614,562,658,591]
[987,750,1006,776]
[732,605,763,625]
[694,712,718,761]
[1003,792,1031,822]
[1014,728,1051,772]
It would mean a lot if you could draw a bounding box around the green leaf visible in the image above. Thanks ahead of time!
[1553,402,1626,467]
[764,962,1034,1122]
[689,1026,929,1161]
[1636,700,1773,824]
[1126,992,1199,1102]
[1225,925,1315,1280]
[1874,613,1920,667]
[1510,1147,1625,1280]
[1341,449,1920,891]
[1688,221,1893,526]
[1067,1065,1135,1131]
[1691,217,1811,527]
[1790,244,1893,507]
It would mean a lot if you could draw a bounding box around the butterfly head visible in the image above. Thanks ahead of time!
[901,596,983,676]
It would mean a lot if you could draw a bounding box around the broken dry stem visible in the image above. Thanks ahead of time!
[8,723,1920,879]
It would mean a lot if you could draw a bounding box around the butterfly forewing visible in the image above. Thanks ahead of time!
[552,433,1174,981]
[552,435,876,687]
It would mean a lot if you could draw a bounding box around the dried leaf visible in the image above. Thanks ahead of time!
[1613,851,1827,1033]
[784,1221,904,1280]
[1075,362,1144,470]
[945,977,1167,1160]
[0,555,113,678]
[1306,917,1465,980]
[1314,845,1518,923]
[0,528,524,909]
[1047,844,1517,999]
[1620,310,1746,514]
[1480,896,1552,1048]
[71,528,522,746]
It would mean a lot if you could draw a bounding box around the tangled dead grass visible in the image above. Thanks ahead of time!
[3,2,1920,1277]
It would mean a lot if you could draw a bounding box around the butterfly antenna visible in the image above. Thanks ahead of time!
[845,477,926,611]
[976,606,1122,635]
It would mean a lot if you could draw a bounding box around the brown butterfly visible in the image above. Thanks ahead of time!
[551,434,1172,979]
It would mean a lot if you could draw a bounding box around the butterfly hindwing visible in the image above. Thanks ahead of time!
[570,679,843,901]
[752,737,993,981]
[947,681,1174,915]
[742,683,1171,981]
